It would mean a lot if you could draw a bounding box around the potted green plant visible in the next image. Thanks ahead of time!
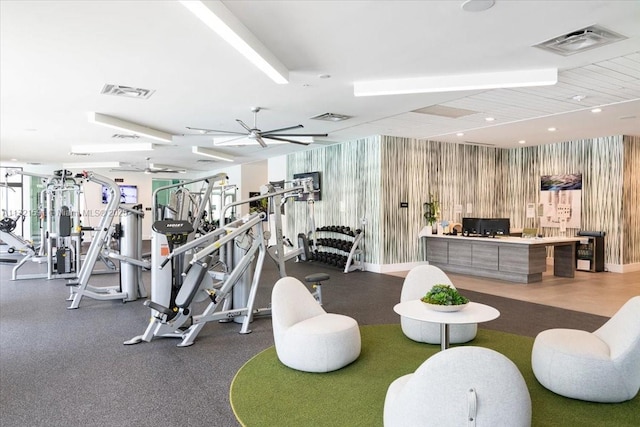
[423,193,439,233]
[421,284,469,311]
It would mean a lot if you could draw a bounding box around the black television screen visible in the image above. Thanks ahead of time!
[102,184,138,204]
[292,171,321,201]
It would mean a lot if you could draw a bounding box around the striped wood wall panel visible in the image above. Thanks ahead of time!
[380,137,501,264]
[285,134,633,267]
[287,137,382,264]
[623,135,640,264]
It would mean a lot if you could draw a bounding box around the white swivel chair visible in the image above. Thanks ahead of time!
[532,295,640,403]
[271,276,361,373]
[400,265,477,344]
[384,346,532,427]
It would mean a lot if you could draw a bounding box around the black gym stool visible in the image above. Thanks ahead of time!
[304,273,330,305]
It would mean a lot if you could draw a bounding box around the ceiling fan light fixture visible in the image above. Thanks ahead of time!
[179,0,288,84]
[88,112,173,143]
[353,68,557,97]
[213,136,313,146]
[192,146,235,162]
[71,142,155,154]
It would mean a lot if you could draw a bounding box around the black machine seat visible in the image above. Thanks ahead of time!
[304,273,330,284]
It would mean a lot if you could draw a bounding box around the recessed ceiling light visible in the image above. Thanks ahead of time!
[518,140,526,144]
[591,108,602,113]
[461,0,495,12]
[456,132,465,137]
[10,158,18,161]
[485,117,495,122]
[571,95,587,101]
[548,127,557,132]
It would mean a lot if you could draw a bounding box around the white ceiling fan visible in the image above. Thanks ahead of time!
[111,158,186,174]
[185,107,328,147]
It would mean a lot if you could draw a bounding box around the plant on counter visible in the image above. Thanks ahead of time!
[421,284,469,306]
[423,193,440,225]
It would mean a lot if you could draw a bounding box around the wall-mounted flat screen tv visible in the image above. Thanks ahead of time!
[292,171,321,201]
[102,184,138,204]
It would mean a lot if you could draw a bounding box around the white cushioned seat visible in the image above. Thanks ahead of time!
[531,296,640,403]
[384,346,531,427]
[400,265,477,344]
[271,276,361,373]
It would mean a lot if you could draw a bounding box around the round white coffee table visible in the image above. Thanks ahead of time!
[393,300,500,351]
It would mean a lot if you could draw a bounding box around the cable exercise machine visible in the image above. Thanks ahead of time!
[259,177,317,278]
[6,169,87,280]
[124,179,311,347]
[65,171,149,309]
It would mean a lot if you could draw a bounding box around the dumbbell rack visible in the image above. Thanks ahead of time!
[310,225,364,273]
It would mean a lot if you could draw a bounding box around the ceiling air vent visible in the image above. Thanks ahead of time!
[100,84,155,99]
[464,141,495,147]
[533,25,627,56]
[112,134,140,139]
[310,112,352,122]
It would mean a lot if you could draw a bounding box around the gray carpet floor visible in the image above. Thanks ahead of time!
[0,254,608,427]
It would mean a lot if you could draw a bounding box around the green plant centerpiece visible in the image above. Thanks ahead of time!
[421,284,469,307]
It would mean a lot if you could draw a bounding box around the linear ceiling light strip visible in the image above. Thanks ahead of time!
[354,68,558,97]
[179,0,289,84]
[71,142,155,154]
[88,113,173,143]
[192,146,235,162]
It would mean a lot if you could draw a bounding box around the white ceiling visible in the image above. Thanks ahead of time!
[1,0,639,174]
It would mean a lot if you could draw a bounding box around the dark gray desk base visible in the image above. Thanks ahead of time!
[423,235,577,284]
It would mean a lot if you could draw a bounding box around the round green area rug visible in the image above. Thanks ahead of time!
[230,324,638,427]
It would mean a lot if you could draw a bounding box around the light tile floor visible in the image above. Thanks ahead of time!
[387,267,640,318]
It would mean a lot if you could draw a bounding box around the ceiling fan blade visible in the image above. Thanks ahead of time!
[185,126,245,136]
[261,124,303,134]
[235,119,253,132]
[263,135,311,146]
[255,135,268,148]
[265,133,328,137]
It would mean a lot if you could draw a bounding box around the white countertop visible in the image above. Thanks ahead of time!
[419,231,581,245]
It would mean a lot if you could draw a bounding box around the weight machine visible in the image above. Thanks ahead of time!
[66,171,148,309]
[6,169,87,280]
[0,213,37,267]
[124,176,318,347]
[259,177,317,278]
